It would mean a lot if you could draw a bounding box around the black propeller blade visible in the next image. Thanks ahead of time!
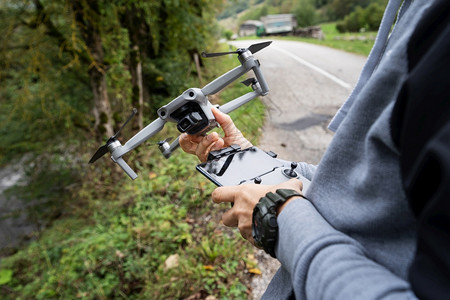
[88,142,110,164]
[241,78,257,87]
[112,108,137,140]
[248,41,272,54]
[201,41,272,58]
[201,50,238,58]
[88,108,137,164]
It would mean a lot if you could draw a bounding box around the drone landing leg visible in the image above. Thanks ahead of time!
[112,156,138,180]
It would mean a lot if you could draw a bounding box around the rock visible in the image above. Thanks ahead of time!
[164,253,180,270]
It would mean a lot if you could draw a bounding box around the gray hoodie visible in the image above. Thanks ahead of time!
[263,1,436,299]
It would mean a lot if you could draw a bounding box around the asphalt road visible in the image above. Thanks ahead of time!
[230,39,367,299]
[231,39,367,164]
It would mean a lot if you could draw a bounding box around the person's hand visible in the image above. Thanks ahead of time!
[212,179,304,246]
[179,107,253,162]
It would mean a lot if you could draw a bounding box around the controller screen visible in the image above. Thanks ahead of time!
[196,147,284,186]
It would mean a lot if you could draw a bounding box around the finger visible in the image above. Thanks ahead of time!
[195,132,220,162]
[179,133,204,154]
[180,133,205,144]
[238,222,253,241]
[221,208,238,227]
[212,107,240,137]
[278,178,304,192]
[248,236,258,247]
[210,138,225,151]
[212,186,239,204]
[179,134,197,154]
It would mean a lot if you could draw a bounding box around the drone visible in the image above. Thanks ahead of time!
[89,41,272,180]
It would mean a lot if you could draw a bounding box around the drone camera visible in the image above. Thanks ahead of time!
[177,112,203,133]
[169,101,211,134]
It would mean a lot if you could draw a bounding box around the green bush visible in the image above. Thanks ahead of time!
[0,51,266,299]
[293,0,318,27]
[336,2,385,32]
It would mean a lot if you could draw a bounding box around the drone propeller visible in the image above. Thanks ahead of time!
[247,41,272,54]
[241,77,257,87]
[157,137,173,146]
[88,108,137,164]
[201,41,272,58]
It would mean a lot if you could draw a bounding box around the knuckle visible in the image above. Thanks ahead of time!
[222,214,236,227]
[223,113,232,122]
[238,223,251,240]
[211,188,222,203]
[234,205,245,217]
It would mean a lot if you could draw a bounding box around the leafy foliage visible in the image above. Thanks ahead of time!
[225,0,387,29]
[0,46,266,298]
[268,22,376,56]
[336,1,387,32]
[293,0,318,28]
[0,0,222,161]
[217,0,250,20]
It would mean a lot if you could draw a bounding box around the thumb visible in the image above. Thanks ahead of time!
[278,178,304,193]
[212,107,239,137]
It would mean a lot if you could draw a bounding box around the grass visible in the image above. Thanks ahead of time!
[0,48,266,299]
[0,21,376,298]
[238,22,376,57]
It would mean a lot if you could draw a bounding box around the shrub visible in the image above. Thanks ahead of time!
[336,2,385,32]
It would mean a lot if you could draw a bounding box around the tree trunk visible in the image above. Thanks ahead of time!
[72,0,114,137]
[89,61,114,137]
[130,44,144,130]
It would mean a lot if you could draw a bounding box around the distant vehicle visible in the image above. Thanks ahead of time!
[239,20,263,37]
[260,14,297,36]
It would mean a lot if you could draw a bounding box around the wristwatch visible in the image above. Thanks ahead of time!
[252,189,304,258]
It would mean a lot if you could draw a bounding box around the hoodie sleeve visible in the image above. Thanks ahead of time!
[275,199,414,299]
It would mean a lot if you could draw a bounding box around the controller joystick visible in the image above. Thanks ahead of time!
[283,162,298,178]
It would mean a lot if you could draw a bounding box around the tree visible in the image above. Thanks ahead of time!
[71,0,115,136]
[293,0,317,27]
[326,0,373,20]
[0,0,222,159]
[336,1,386,32]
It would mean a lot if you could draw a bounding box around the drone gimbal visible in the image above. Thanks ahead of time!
[89,41,272,180]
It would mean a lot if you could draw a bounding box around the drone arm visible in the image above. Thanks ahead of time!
[111,117,166,159]
[219,90,261,114]
[125,118,165,151]
[201,65,247,95]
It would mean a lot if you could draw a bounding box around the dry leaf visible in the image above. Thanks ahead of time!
[115,250,125,259]
[248,268,262,275]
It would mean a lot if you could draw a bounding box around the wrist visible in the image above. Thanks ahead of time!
[252,189,305,257]
[277,197,298,216]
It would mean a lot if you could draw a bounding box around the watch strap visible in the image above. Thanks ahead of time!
[252,189,304,257]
